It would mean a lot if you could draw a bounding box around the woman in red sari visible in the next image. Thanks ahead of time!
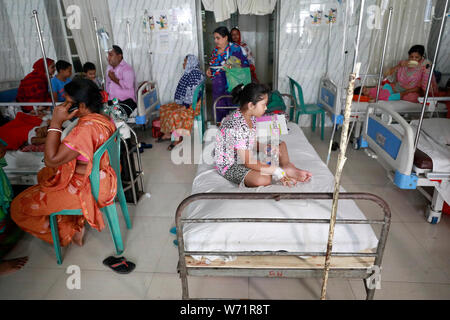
[11,78,117,246]
[16,58,56,112]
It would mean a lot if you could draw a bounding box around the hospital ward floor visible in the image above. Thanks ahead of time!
[1,126,450,300]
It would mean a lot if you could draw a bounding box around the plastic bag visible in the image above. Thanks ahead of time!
[225,67,251,93]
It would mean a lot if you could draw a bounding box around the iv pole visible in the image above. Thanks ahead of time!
[33,10,56,110]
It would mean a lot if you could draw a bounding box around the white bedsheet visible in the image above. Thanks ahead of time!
[411,118,450,205]
[4,151,45,173]
[184,123,379,261]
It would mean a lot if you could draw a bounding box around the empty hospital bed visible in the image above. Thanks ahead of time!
[318,78,448,149]
[362,103,450,224]
[175,122,391,300]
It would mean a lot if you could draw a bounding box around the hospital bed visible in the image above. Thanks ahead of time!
[175,122,391,300]
[128,81,160,127]
[318,77,448,149]
[362,103,450,224]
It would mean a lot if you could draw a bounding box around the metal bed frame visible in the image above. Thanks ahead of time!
[213,93,295,124]
[175,192,391,300]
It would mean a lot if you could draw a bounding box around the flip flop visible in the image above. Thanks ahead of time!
[141,142,152,149]
[169,227,177,235]
[156,136,170,143]
[102,256,136,274]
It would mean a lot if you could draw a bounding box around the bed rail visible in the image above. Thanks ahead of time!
[213,93,295,124]
[362,103,417,188]
[175,192,391,300]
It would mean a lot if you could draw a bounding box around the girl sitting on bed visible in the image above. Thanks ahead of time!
[214,83,312,187]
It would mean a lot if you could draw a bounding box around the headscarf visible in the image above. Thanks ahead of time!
[16,58,54,104]
[174,55,205,107]
[231,27,242,45]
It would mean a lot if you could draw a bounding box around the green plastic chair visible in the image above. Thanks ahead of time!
[50,129,132,264]
[288,77,325,140]
[191,81,206,141]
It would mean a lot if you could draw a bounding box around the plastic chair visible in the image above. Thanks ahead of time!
[49,129,132,264]
[288,77,325,140]
[191,81,206,141]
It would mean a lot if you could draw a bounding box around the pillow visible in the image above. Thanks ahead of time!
[0,112,42,150]
[353,94,370,102]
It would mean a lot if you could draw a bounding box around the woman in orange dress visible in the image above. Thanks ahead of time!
[11,78,117,247]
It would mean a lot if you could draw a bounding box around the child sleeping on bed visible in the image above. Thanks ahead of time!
[354,84,401,102]
[214,83,312,188]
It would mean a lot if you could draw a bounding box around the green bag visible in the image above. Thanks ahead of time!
[225,67,251,93]
[267,90,287,113]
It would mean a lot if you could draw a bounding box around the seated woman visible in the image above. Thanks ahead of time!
[11,78,117,247]
[214,83,312,187]
[384,45,438,103]
[16,58,56,113]
[158,54,205,150]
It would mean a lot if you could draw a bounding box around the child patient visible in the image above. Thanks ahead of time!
[214,83,312,188]
[354,83,401,102]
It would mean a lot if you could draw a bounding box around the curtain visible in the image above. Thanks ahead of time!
[62,0,114,75]
[359,0,434,84]
[202,0,276,22]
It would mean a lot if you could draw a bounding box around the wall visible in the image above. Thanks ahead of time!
[108,0,199,104]
[0,0,23,90]
[277,0,439,126]
[3,0,57,84]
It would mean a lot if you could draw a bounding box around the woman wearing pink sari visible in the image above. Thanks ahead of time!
[384,45,438,103]
[11,78,117,247]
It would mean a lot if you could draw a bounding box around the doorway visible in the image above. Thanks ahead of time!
[199,3,278,122]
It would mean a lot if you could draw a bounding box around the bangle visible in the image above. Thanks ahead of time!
[48,128,62,134]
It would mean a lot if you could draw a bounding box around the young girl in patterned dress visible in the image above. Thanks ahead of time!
[214,83,312,187]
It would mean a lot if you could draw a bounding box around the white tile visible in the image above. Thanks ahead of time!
[135,183,192,218]
[403,221,450,275]
[145,273,249,300]
[349,280,450,300]
[155,233,180,274]
[249,277,355,300]
[0,268,65,299]
[45,270,153,300]
[379,222,450,284]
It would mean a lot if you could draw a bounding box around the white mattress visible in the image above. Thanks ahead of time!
[410,118,450,205]
[3,151,45,185]
[183,123,379,261]
[351,100,446,113]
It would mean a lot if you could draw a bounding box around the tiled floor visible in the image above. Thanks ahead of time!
[1,126,449,300]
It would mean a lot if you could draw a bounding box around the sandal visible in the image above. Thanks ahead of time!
[102,256,136,274]
[167,136,183,151]
[156,136,171,143]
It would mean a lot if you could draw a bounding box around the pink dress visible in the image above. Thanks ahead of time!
[394,59,438,103]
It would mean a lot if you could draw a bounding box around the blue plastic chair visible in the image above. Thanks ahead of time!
[191,81,206,140]
[49,129,132,264]
[289,77,325,140]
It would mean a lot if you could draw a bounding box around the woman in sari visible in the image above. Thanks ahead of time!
[384,45,438,103]
[16,58,56,112]
[231,27,258,83]
[0,139,28,276]
[206,26,250,123]
[11,78,117,247]
[158,54,205,150]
